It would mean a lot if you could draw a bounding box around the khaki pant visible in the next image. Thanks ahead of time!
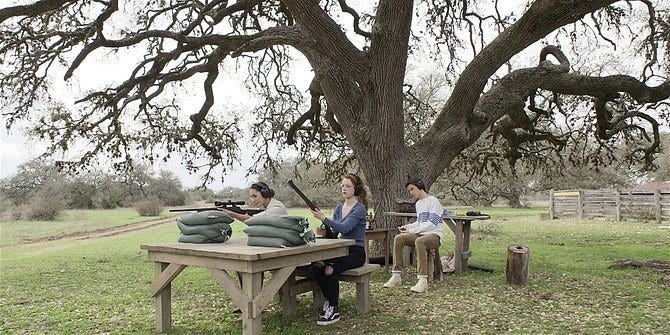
[391,233,440,276]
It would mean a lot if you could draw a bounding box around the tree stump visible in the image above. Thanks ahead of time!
[506,245,529,285]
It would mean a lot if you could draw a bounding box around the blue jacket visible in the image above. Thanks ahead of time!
[323,202,367,247]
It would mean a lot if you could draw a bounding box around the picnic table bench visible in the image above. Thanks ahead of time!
[279,263,380,316]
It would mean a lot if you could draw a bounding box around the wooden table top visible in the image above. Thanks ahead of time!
[141,237,353,261]
[383,211,490,220]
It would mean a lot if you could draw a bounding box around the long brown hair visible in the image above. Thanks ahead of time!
[344,173,368,209]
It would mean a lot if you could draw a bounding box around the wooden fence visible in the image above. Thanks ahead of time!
[549,189,670,223]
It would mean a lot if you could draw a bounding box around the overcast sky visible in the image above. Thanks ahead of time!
[0,126,257,189]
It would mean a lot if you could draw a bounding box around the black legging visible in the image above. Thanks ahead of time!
[313,245,366,307]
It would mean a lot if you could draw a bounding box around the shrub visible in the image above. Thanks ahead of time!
[26,196,65,221]
[135,198,164,216]
[100,196,122,209]
[165,193,186,207]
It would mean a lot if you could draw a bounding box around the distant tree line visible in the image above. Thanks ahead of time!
[0,160,188,220]
[2,131,667,220]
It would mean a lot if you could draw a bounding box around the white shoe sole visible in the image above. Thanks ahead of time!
[410,286,427,293]
[317,317,340,326]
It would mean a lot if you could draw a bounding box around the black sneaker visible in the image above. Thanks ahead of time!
[319,300,329,317]
[317,305,340,326]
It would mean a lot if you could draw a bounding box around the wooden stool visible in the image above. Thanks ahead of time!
[427,248,443,282]
[403,247,443,282]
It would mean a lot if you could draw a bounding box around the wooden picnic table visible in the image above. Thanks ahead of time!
[364,227,396,271]
[383,212,490,275]
[140,237,353,335]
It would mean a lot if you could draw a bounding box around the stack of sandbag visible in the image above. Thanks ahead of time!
[177,210,234,243]
[244,214,316,248]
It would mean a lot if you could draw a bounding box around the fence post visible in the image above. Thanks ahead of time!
[549,189,555,220]
[655,190,662,224]
[578,189,584,220]
[616,189,621,221]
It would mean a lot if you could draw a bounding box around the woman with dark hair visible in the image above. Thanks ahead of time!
[220,181,287,221]
[220,181,288,313]
[309,173,369,326]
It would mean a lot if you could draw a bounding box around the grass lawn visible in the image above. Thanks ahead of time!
[0,207,668,334]
[0,208,169,246]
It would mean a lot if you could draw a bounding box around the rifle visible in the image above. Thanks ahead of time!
[169,200,265,216]
[287,179,337,238]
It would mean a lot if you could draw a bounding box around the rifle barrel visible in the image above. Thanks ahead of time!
[287,179,318,210]
[169,207,219,212]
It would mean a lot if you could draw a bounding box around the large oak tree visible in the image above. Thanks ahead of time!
[1,0,669,224]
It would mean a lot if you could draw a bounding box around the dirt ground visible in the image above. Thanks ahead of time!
[19,216,175,245]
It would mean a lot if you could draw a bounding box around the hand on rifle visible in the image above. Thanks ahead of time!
[313,225,327,237]
[219,208,251,222]
[309,207,326,222]
[309,208,328,237]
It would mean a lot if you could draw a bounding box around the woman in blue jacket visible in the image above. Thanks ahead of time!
[309,172,368,326]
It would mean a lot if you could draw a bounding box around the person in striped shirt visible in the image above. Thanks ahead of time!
[383,176,444,293]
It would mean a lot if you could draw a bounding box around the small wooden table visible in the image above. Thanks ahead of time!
[383,212,489,275]
[364,227,396,271]
[140,237,353,335]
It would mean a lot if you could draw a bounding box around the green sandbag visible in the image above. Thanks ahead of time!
[178,233,229,244]
[177,210,233,226]
[301,230,316,243]
[244,215,309,232]
[247,235,303,248]
[177,221,232,239]
[244,225,307,246]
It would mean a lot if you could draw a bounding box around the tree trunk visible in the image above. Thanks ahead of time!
[506,245,530,285]
[505,193,524,208]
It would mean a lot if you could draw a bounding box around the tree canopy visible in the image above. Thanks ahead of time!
[1,0,669,220]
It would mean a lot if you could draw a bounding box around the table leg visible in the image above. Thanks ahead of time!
[153,262,173,332]
[150,261,188,332]
[462,221,472,270]
[240,272,263,335]
[364,235,370,262]
[452,220,464,275]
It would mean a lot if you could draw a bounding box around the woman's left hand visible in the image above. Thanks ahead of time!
[309,208,326,221]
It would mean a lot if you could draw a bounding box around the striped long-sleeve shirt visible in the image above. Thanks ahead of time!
[405,195,444,244]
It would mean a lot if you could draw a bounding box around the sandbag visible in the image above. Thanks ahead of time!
[243,225,314,246]
[244,214,309,232]
[178,233,229,244]
[247,236,299,248]
[177,221,232,239]
[177,210,233,226]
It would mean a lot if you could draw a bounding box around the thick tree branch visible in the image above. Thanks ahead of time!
[282,0,367,81]
[231,25,315,56]
[0,0,75,24]
[416,0,645,183]
[485,45,669,169]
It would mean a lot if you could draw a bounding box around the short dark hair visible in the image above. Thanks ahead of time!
[405,175,426,191]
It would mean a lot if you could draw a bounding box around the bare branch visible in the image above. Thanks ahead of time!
[337,0,371,39]
[0,0,76,24]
